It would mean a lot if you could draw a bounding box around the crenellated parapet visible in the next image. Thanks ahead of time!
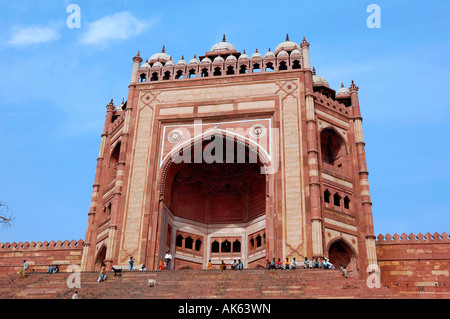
[0,239,84,250]
[376,232,450,244]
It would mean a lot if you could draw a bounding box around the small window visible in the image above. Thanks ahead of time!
[139,73,147,82]
[256,235,262,247]
[201,68,209,77]
[334,193,341,207]
[265,62,274,72]
[279,61,288,71]
[188,69,196,78]
[344,196,350,209]
[221,240,231,253]
[185,236,193,249]
[211,241,220,253]
[151,72,158,81]
[292,60,301,69]
[176,235,183,247]
[213,67,222,76]
[239,65,247,74]
[226,66,235,75]
[163,71,171,80]
[232,240,241,253]
[252,63,261,73]
[195,239,202,251]
[175,70,184,79]
[324,189,331,203]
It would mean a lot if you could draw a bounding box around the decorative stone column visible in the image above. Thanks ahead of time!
[302,37,323,258]
[350,81,377,269]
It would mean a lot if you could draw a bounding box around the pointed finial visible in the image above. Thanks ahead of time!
[312,67,316,75]
[162,45,165,53]
[194,54,196,58]
[268,48,271,52]
[133,51,143,62]
[286,33,290,41]
[341,83,344,88]
[181,55,184,60]
[223,34,226,42]
[255,48,259,53]
[301,36,310,48]
[243,49,246,54]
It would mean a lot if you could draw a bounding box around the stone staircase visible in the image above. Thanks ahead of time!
[0,268,431,299]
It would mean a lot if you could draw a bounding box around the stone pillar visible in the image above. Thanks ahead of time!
[130,51,142,84]
[302,37,323,258]
[81,99,115,271]
[350,81,377,269]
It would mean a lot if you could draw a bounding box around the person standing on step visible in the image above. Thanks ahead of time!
[19,259,29,279]
[164,251,173,270]
[128,256,134,271]
[97,264,106,282]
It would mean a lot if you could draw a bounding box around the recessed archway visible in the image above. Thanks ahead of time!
[328,239,358,276]
[159,133,269,269]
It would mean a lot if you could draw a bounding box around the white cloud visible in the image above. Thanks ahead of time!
[80,12,155,46]
[8,22,62,45]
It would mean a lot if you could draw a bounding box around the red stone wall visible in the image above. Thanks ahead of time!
[0,239,84,276]
[376,232,450,295]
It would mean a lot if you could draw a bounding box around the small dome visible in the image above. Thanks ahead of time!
[189,55,199,64]
[149,46,171,63]
[201,57,212,64]
[274,34,301,54]
[239,50,249,60]
[226,55,237,62]
[251,49,262,59]
[141,60,150,68]
[336,83,350,96]
[152,61,163,68]
[165,59,175,67]
[312,68,329,87]
[210,35,237,52]
[213,56,224,63]
[277,50,289,57]
[291,49,302,56]
[264,49,275,58]
[177,56,187,65]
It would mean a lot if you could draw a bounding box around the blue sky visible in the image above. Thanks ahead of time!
[0,0,449,243]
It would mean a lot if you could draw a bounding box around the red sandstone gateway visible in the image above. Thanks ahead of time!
[80,34,377,277]
[1,36,448,297]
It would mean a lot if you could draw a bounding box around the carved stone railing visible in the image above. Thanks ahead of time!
[376,232,450,244]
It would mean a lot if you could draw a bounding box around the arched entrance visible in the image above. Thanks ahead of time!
[328,239,358,276]
[94,246,107,271]
[159,133,270,269]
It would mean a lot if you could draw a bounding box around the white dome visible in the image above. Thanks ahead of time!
[152,61,163,68]
[264,50,275,58]
[239,51,249,60]
[188,56,199,64]
[213,56,224,63]
[291,49,302,56]
[336,83,350,96]
[177,57,187,65]
[141,60,150,68]
[277,50,289,57]
[275,35,301,54]
[149,51,170,63]
[312,74,329,87]
[226,55,237,62]
[251,50,262,59]
[210,35,236,52]
[201,57,212,64]
[165,59,175,67]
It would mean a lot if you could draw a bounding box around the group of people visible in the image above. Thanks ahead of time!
[207,259,244,270]
[47,264,60,274]
[266,256,336,270]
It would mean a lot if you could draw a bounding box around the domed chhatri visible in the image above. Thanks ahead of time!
[337,83,351,96]
[149,45,171,64]
[274,34,301,54]
[312,67,329,88]
[210,34,237,53]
